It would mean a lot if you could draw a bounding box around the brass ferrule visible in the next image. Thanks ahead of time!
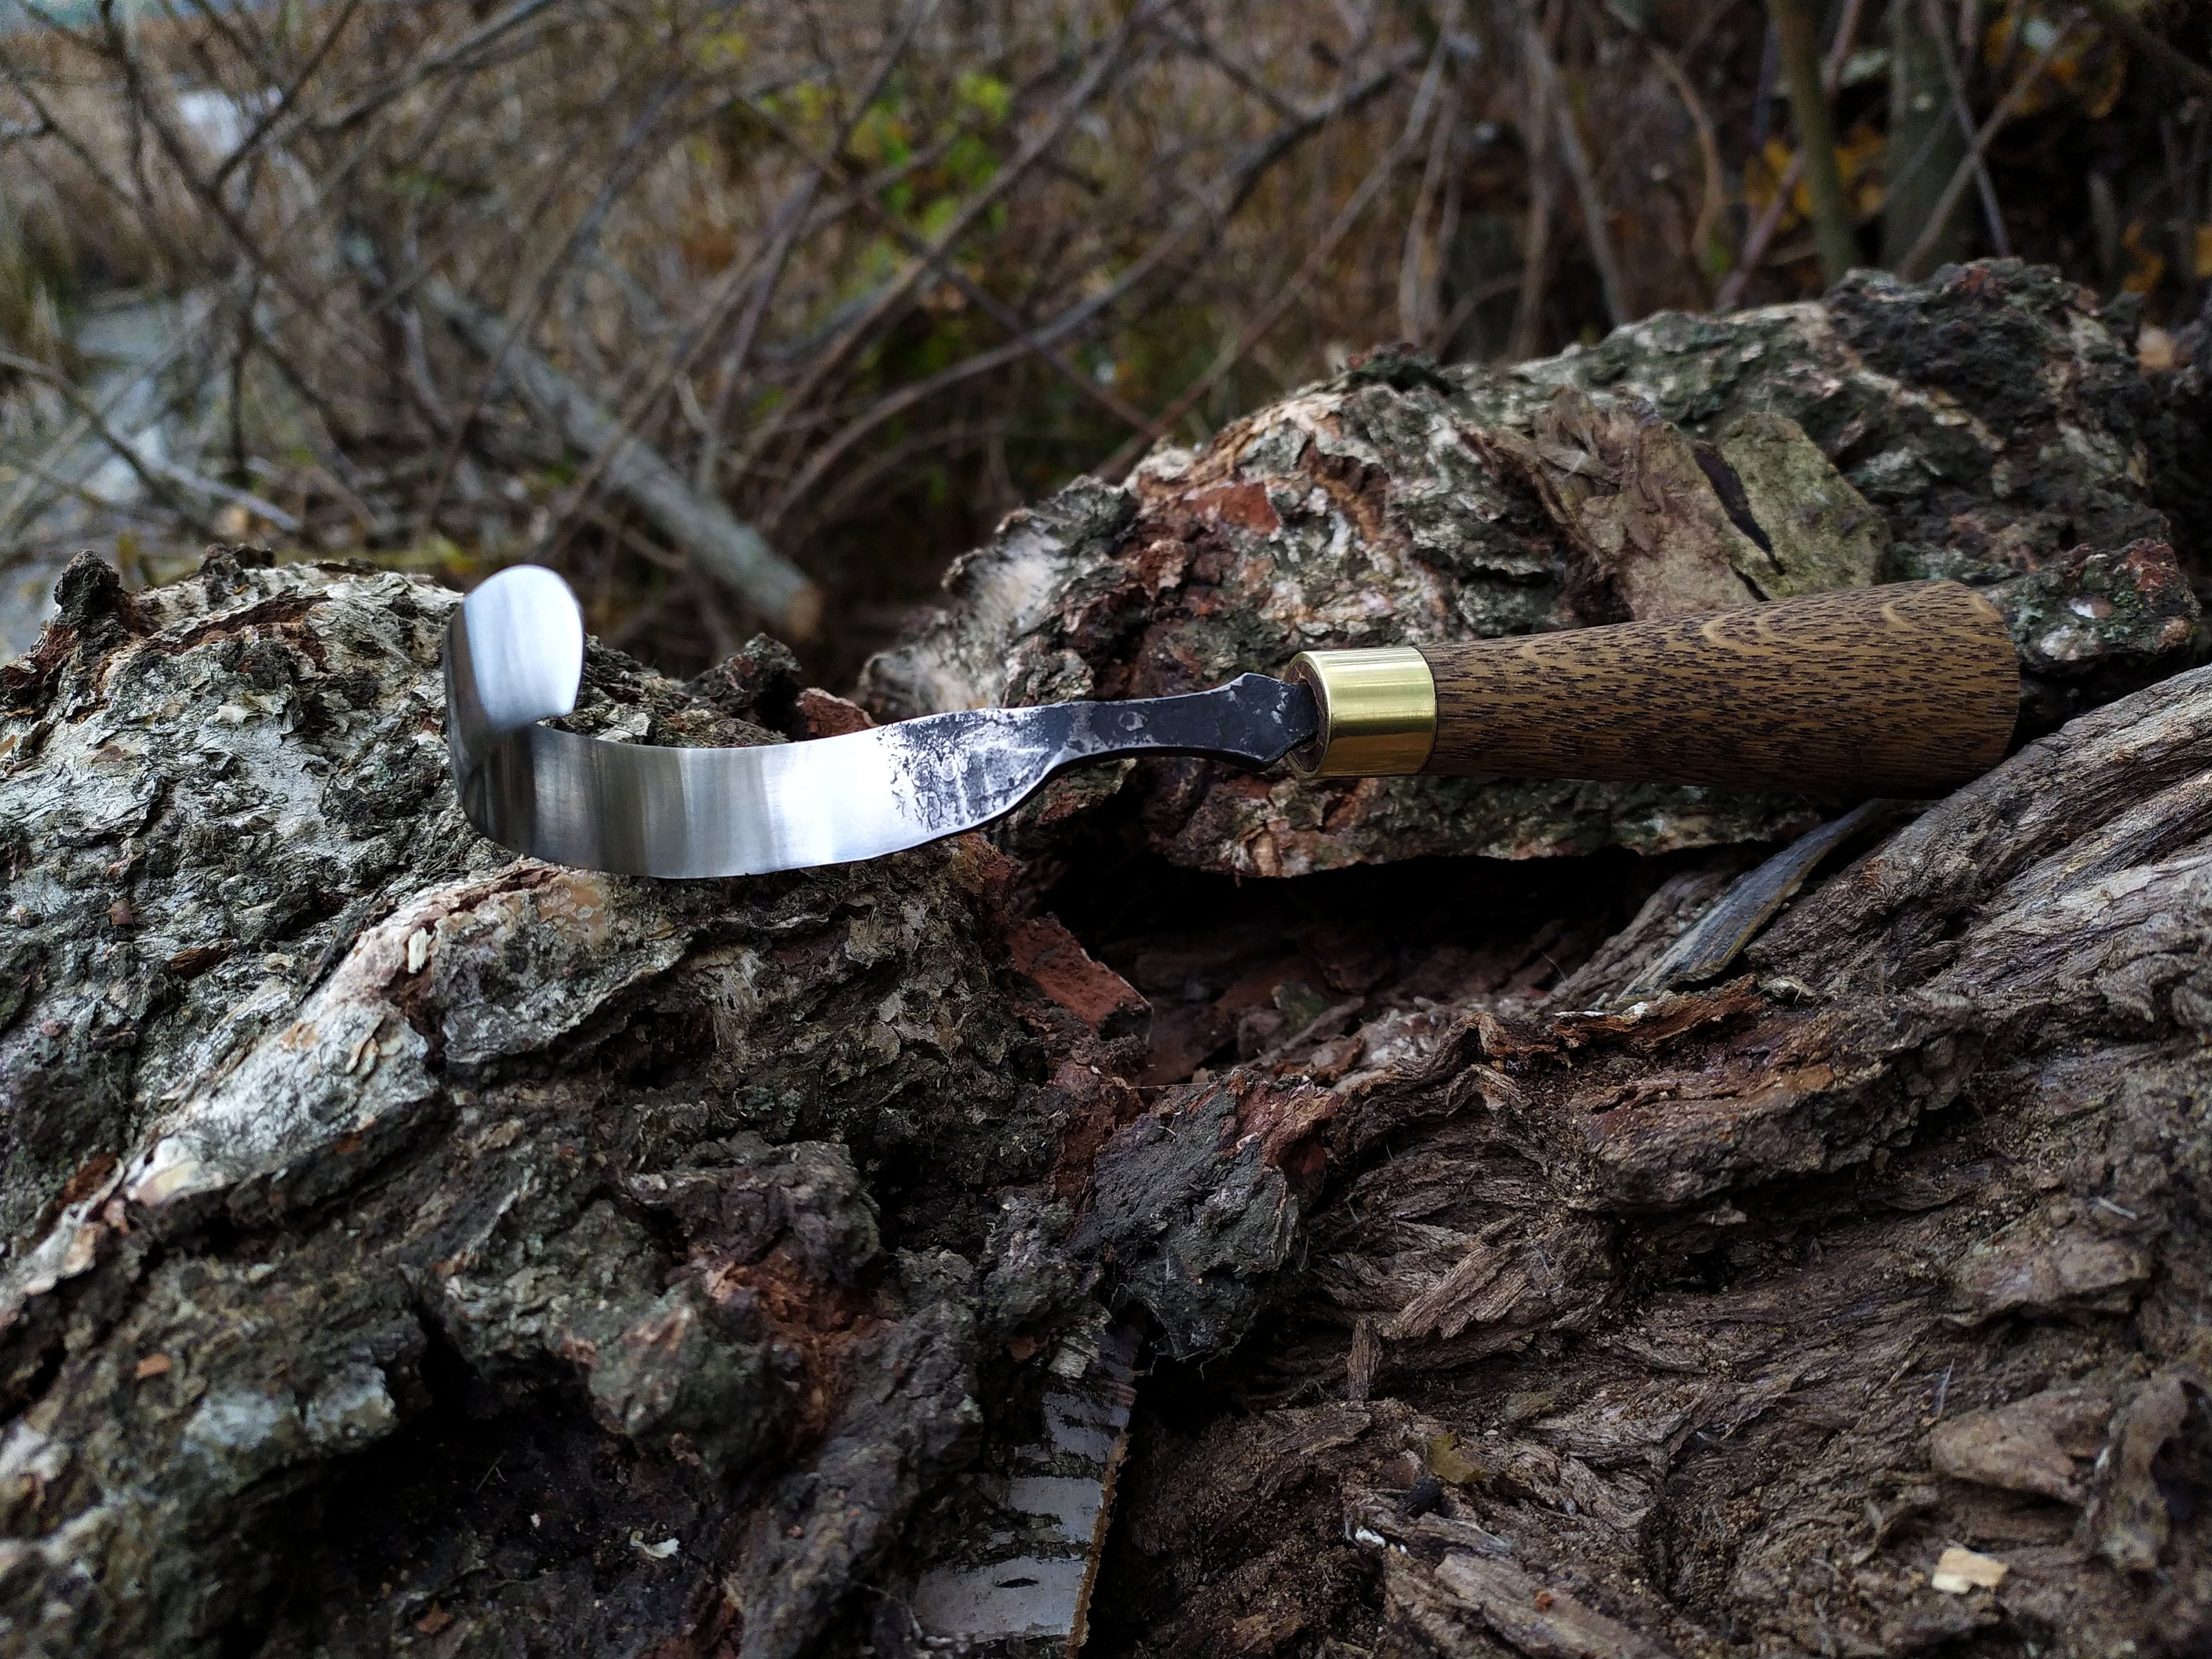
[1286,646,1437,776]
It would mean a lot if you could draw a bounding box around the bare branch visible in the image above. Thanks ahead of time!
[1767,0,1856,285]
[1919,0,2010,260]
[0,346,219,538]
[419,277,823,637]
[1716,0,1868,310]
[756,47,1419,533]
[728,1,1170,491]
[1101,40,1453,476]
[1898,15,2077,278]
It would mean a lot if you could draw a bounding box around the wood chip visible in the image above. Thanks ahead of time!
[133,1353,172,1380]
[1930,1545,2008,1593]
[1427,1432,1484,1486]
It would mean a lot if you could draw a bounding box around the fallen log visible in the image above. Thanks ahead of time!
[864,260,2199,873]
[1,260,2207,1658]
[422,276,824,641]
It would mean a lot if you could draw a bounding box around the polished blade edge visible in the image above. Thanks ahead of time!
[458,707,1068,879]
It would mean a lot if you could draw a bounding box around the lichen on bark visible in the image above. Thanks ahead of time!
[0,549,1091,1658]
[864,260,2202,876]
[4,261,2211,1659]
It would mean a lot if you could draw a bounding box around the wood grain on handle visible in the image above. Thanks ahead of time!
[1419,581,2019,796]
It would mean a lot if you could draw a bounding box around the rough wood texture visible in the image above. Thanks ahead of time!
[0,550,1110,1658]
[3,260,2211,1659]
[1419,580,2019,792]
[1082,661,2212,1658]
[863,260,2202,874]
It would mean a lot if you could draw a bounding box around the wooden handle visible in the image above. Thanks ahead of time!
[1418,581,2018,796]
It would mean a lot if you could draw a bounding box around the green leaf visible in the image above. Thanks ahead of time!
[954,70,1012,125]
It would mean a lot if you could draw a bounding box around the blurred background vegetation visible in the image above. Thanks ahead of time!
[1,0,2206,685]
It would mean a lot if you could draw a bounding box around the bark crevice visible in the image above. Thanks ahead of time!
[3,260,2208,1658]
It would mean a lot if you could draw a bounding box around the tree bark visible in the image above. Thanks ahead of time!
[865,261,2196,875]
[2,260,2208,1658]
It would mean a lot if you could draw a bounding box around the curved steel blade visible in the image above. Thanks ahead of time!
[443,566,1315,879]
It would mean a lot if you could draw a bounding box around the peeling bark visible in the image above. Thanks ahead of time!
[0,551,1099,1658]
[863,260,2202,875]
[1091,662,2212,1654]
[4,260,2211,1659]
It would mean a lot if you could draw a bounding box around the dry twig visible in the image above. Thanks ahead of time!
[1899,15,2079,278]
[1767,0,1857,285]
[1715,0,1866,310]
